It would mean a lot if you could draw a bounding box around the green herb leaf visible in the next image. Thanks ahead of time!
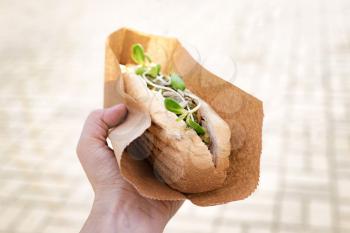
[164,98,186,114]
[131,43,145,65]
[135,66,146,75]
[186,117,206,135]
[155,64,161,74]
[170,73,186,91]
[147,64,161,78]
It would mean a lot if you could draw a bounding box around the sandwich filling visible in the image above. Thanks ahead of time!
[121,43,210,145]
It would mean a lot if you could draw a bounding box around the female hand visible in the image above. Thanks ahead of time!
[76,104,183,233]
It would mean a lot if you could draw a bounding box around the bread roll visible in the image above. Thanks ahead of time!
[123,71,231,193]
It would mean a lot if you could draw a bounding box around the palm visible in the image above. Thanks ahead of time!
[80,144,183,223]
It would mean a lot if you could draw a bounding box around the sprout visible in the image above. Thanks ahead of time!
[146,64,161,78]
[170,73,186,91]
[129,43,206,140]
[186,115,206,135]
[164,98,186,115]
[131,43,145,65]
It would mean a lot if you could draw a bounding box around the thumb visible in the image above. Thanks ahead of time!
[77,104,128,162]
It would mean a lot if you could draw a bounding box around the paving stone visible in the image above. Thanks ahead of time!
[247,225,272,233]
[165,217,213,233]
[223,202,274,223]
[339,204,350,232]
[280,198,303,225]
[0,205,23,231]
[15,208,48,233]
[309,199,332,229]
[337,178,350,200]
[44,224,81,233]
[214,223,242,233]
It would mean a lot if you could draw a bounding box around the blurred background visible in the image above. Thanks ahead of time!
[0,0,349,232]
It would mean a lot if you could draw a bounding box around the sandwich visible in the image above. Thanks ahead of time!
[120,43,231,193]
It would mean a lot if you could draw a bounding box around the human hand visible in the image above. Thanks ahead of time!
[77,104,183,233]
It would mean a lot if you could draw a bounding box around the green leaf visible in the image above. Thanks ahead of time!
[135,66,146,75]
[156,64,161,74]
[170,73,186,91]
[164,98,186,114]
[131,43,145,65]
[186,117,205,135]
[147,64,161,78]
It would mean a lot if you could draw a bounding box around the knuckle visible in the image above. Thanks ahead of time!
[88,109,103,120]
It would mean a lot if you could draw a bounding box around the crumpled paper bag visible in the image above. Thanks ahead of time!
[104,27,263,206]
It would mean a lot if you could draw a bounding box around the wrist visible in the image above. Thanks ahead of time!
[91,190,168,233]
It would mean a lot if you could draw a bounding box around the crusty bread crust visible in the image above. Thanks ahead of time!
[123,72,231,193]
[199,101,231,171]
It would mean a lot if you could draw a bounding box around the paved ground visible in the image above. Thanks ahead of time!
[0,0,349,232]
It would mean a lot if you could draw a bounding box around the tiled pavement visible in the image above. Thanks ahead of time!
[1,0,350,232]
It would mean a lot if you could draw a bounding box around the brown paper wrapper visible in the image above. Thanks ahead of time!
[104,28,263,206]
